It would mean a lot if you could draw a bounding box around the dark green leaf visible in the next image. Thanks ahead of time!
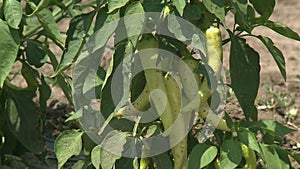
[257,36,286,81]
[124,1,144,46]
[39,75,51,113]
[95,6,120,31]
[203,0,225,25]
[21,62,39,91]
[26,41,47,68]
[29,0,51,16]
[238,129,260,153]
[0,19,20,88]
[229,33,260,121]
[183,3,202,21]
[288,151,300,165]
[91,131,127,169]
[220,140,242,169]
[263,21,300,41]
[141,0,164,12]
[108,0,129,13]
[3,0,22,29]
[168,14,194,41]
[188,143,218,169]
[249,0,275,19]
[6,89,44,154]
[36,9,64,43]
[54,12,95,76]
[260,144,287,169]
[256,120,295,135]
[230,0,250,32]
[54,130,83,168]
[274,146,291,169]
[172,0,186,16]
[152,152,173,169]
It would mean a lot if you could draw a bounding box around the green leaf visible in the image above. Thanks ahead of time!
[168,14,194,41]
[6,89,44,154]
[29,0,51,16]
[256,120,295,135]
[172,0,186,16]
[124,1,144,46]
[39,75,51,113]
[183,3,202,21]
[229,33,260,121]
[54,12,95,76]
[257,36,286,81]
[21,62,39,91]
[288,151,300,165]
[249,0,275,19]
[72,160,85,169]
[188,143,218,169]
[108,0,129,13]
[3,0,22,29]
[95,6,120,32]
[263,21,300,41]
[220,140,242,169]
[37,9,63,43]
[54,130,83,169]
[230,0,250,32]
[274,146,291,169]
[238,129,260,153]
[260,144,288,169]
[26,41,47,68]
[0,19,20,88]
[203,0,225,25]
[91,131,127,169]
[152,152,173,169]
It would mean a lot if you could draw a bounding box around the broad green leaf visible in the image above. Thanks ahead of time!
[168,14,194,41]
[6,89,44,154]
[249,0,275,19]
[229,33,260,121]
[115,158,135,169]
[274,146,291,169]
[0,19,20,88]
[188,144,218,169]
[152,152,173,169]
[124,1,144,46]
[26,41,47,68]
[220,140,242,169]
[54,130,83,169]
[101,41,133,118]
[256,120,295,136]
[183,3,202,21]
[72,160,85,169]
[203,0,225,25]
[54,12,95,76]
[21,62,39,91]
[172,0,186,16]
[257,36,286,81]
[91,145,102,169]
[263,21,300,41]
[260,144,287,169]
[238,129,260,153]
[39,75,51,113]
[95,6,120,31]
[3,0,22,29]
[141,0,164,12]
[36,9,64,43]
[230,0,250,32]
[29,0,51,16]
[108,0,129,13]
[91,131,127,169]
